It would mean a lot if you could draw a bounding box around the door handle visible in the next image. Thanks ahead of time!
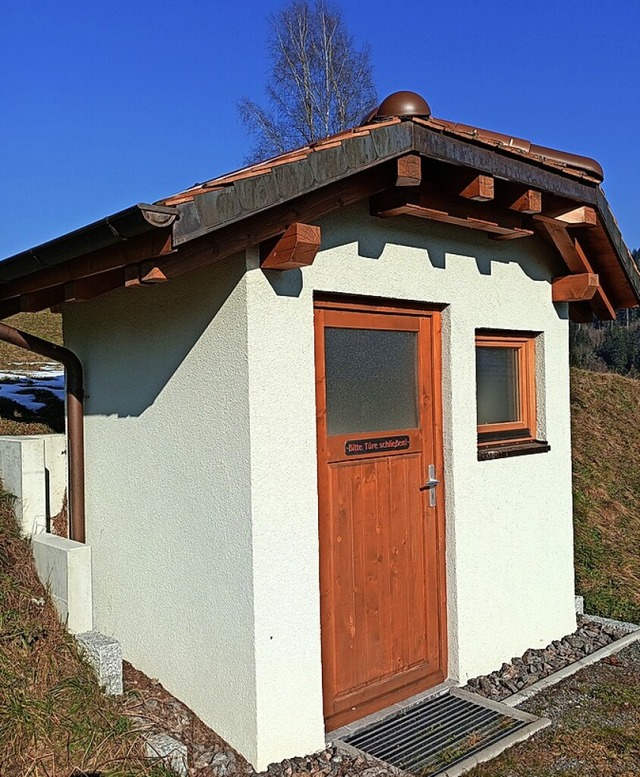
[420,464,440,507]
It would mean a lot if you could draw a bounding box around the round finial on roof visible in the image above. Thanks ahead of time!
[374,91,431,120]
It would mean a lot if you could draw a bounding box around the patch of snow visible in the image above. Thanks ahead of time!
[0,369,65,412]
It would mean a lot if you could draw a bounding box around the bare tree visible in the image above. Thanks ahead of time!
[238,0,377,163]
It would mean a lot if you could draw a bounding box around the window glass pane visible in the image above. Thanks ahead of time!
[476,346,520,424]
[324,327,418,435]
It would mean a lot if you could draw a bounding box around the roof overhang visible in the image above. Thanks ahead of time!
[0,119,636,320]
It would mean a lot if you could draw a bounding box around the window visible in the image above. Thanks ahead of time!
[324,327,419,435]
[475,331,537,448]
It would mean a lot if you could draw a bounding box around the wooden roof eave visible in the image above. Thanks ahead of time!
[170,121,416,246]
[0,120,637,317]
[167,121,639,309]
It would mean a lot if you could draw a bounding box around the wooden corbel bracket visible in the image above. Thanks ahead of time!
[552,273,599,302]
[260,222,321,270]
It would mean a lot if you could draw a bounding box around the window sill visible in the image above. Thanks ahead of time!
[477,439,550,461]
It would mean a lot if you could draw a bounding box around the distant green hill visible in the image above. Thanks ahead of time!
[572,368,640,624]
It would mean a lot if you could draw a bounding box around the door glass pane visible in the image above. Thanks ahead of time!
[476,346,520,424]
[324,327,418,435]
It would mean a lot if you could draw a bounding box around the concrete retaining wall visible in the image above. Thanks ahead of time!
[0,434,67,536]
[32,533,92,633]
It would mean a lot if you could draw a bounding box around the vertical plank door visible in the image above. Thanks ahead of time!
[315,299,447,730]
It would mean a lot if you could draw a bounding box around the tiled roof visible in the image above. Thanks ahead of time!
[160,114,603,208]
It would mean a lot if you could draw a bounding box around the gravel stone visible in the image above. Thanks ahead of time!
[462,616,626,701]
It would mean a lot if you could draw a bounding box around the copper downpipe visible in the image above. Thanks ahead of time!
[0,323,85,543]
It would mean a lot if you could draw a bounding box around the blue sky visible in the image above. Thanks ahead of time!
[1,0,639,258]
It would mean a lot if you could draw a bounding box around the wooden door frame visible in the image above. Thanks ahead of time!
[314,294,448,729]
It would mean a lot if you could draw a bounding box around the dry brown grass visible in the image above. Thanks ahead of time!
[0,418,54,435]
[0,311,63,369]
[0,310,64,436]
[0,486,172,777]
[466,644,640,776]
[570,368,640,623]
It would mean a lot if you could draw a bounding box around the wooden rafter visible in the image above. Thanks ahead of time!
[554,205,597,228]
[459,174,494,202]
[0,298,21,319]
[533,216,585,272]
[20,287,64,312]
[533,215,616,319]
[149,167,389,282]
[0,230,172,305]
[371,186,532,239]
[260,222,321,270]
[396,154,422,187]
[64,269,126,302]
[552,273,599,302]
[503,187,542,215]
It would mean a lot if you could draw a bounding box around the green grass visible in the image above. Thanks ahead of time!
[571,368,640,624]
[0,484,174,776]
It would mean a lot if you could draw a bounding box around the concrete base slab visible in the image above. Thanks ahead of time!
[582,612,640,635]
[76,630,123,695]
[32,533,92,633]
[329,681,456,743]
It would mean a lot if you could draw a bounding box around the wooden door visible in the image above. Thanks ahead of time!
[315,298,447,731]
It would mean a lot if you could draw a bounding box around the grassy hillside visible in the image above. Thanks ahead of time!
[571,368,640,624]
[0,311,63,434]
[0,311,63,368]
[0,484,170,776]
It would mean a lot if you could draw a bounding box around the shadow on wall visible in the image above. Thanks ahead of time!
[64,206,570,417]
[63,256,246,418]
[318,204,565,284]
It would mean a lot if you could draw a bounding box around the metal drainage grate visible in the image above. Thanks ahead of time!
[341,689,545,776]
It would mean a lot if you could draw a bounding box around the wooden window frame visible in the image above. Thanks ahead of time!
[476,332,537,448]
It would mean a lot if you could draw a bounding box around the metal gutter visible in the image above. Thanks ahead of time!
[0,323,86,543]
[0,203,178,284]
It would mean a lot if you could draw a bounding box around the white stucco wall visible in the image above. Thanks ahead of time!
[258,204,575,686]
[63,256,262,765]
[63,202,577,769]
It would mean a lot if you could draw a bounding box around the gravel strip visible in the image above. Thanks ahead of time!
[464,616,628,702]
[467,642,640,776]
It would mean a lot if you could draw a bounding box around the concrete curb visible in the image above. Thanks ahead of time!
[437,715,551,777]
[503,624,640,708]
[582,612,640,634]
[76,630,123,695]
[145,732,188,776]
